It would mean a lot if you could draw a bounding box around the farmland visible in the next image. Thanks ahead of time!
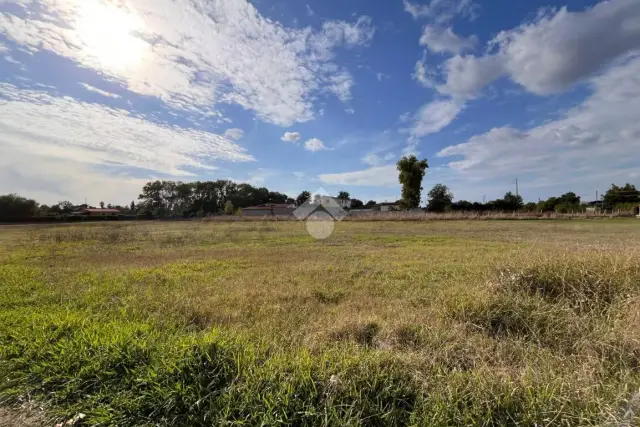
[1,219,640,425]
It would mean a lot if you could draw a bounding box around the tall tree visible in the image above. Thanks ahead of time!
[0,194,38,219]
[337,191,350,202]
[427,184,453,212]
[99,201,105,209]
[130,201,136,213]
[559,192,580,206]
[499,192,524,211]
[365,200,377,209]
[58,201,74,214]
[296,191,311,206]
[603,183,640,207]
[350,199,364,209]
[397,155,429,209]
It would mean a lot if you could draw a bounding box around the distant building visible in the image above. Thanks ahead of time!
[242,204,295,217]
[315,196,351,209]
[72,208,121,217]
[376,202,402,212]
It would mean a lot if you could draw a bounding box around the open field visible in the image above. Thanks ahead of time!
[1,219,640,425]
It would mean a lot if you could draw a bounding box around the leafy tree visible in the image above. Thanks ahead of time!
[559,192,580,206]
[337,191,350,202]
[286,198,295,205]
[224,200,234,215]
[138,181,164,213]
[427,184,453,212]
[130,201,136,213]
[350,199,364,209]
[397,155,429,209]
[365,200,377,209]
[268,192,288,204]
[99,201,105,209]
[603,183,640,207]
[496,192,524,211]
[58,201,75,214]
[451,200,473,211]
[296,191,311,206]
[0,194,38,219]
[538,197,559,212]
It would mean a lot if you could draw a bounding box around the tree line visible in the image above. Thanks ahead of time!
[0,159,639,220]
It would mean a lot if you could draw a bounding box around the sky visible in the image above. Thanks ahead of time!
[1,0,639,206]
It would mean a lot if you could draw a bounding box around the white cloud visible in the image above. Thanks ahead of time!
[319,16,375,48]
[376,72,389,81]
[0,144,148,205]
[0,0,375,126]
[306,4,315,17]
[0,42,7,53]
[419,26,477,54]
[3,55,22,65]
[223,128,244,140]
[318,164,398,186]
[304,138,328,152]
[0,84,254,177]
[437,54,505,99]
[79,83,121,99]
[281,131,301,143]
[293,171,305,180]
[403,0,478,23]
[408,98,464,138]
[413,59,437,88]
[398,112,411,123]
[437,55,640,197]
[434,0,640,98]
[494,1,640,95]
[345,108,355,114]
[326,69,354,102]
[362,152,395,166]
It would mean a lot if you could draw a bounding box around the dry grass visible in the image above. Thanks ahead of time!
[1,219,640,425]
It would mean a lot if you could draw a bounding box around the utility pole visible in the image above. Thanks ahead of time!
[515,178,519,198]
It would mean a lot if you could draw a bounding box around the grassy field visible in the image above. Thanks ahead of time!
[1,219,640,426]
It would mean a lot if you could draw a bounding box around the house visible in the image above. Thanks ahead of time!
[242,204,295,217]
[315,196,351,209]
[73,208,121,216]
[376,202,402,212]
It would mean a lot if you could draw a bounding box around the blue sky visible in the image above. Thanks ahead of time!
[1,0,639,206]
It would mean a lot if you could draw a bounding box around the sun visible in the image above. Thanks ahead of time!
[75,0,148,70]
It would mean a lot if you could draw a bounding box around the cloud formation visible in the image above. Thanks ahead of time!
[79,83,121,99]
[419,26,477,54]
[435,0,640,98]
[304,138,328,152]
[0,84,254,177]
[403,0,477,23]
[281,132,301,143]
[0,0,375,126]
[437,55,640,196]
[362,152,396,166]
[223,128,244,141]
[318,165,398,186]
[407,99,464,138]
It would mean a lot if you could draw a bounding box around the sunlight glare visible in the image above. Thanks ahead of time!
[75,0,148,70]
